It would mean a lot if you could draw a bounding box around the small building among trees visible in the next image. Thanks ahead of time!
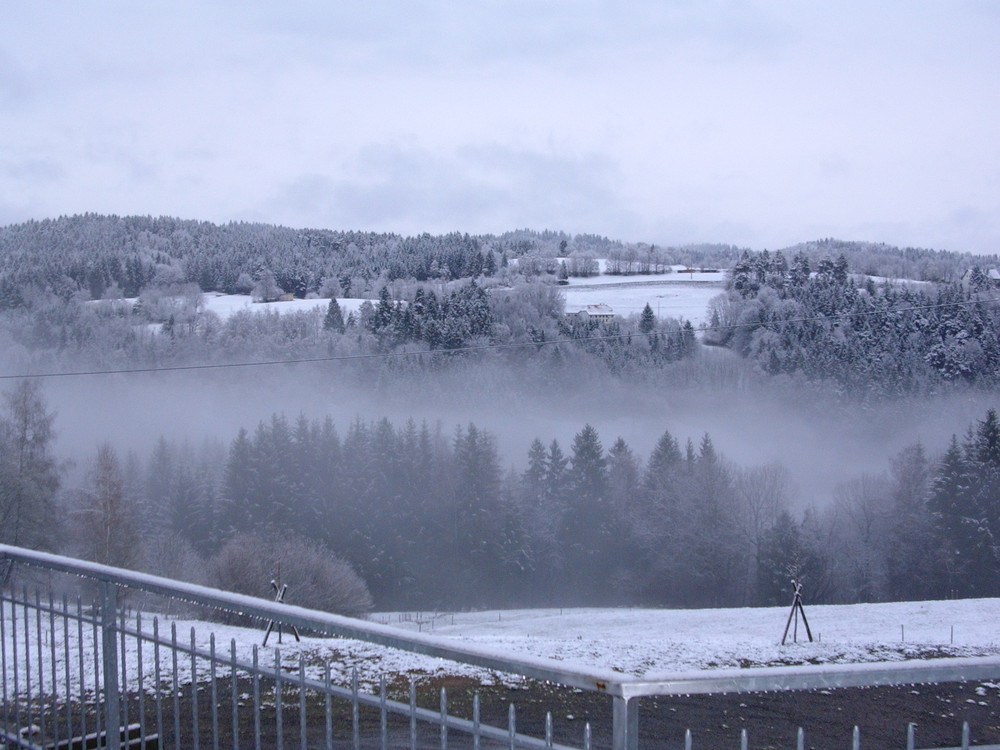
[961,267,1000,290]
[569,303,615,323]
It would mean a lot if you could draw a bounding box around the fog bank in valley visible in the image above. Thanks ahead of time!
[41,353,997,508]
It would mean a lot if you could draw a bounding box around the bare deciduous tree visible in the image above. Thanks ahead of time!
[77,443,141,570]
[0,381,60,560]
[735,463,791,602]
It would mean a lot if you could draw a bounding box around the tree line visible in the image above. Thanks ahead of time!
[2,216,990,310]
[0,215,631,305]
[708,250,1000,396]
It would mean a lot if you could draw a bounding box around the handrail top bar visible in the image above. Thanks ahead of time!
[5,543,1000,700]
[618,654,1000,699]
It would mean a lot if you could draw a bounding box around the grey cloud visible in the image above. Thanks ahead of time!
[1,158,64,183]
[0,49,31,108]
[270,143,637,234]
[235,0,793,73]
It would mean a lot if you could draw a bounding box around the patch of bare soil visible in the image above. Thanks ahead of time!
[436,678,1000,749]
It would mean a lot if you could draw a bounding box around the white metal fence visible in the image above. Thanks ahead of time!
[3,544,1000,750]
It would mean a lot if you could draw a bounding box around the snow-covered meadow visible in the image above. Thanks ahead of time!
[561,265,725,326]
[115,261,727,331]
[4,598,1000,700]
[199,292,371,321]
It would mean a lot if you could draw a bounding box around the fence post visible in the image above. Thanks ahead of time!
[612,696,638,750]
[100,580,122,750]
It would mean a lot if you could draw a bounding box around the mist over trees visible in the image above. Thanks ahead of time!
[2,215,1000,613]
[4,379,993,611]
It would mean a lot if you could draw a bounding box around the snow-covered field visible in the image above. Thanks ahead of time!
[100,260,725,331]
[200,263,725,328]
[4,598,1000,699]
[561,265,725,325]
[200,293,370,320]
[375,599,1000,678]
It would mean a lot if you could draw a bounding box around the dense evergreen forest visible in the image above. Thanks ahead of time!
[707,250,1000,396]
[0,216,985,306]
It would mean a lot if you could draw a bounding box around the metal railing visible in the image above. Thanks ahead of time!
[3,544,1000,749]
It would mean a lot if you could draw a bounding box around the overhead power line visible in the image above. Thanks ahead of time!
[1,293,998,382]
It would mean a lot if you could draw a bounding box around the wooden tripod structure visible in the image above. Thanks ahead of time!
[262,576,301,647]
[781,578,813,645]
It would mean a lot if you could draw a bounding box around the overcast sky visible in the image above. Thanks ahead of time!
[2,1,998,254]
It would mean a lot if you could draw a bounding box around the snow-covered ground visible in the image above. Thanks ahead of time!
[562,265,725,325]
[100,260,727,331]
[4,598,1000,699]
[376,599,1000,678]
[200,293,370,320]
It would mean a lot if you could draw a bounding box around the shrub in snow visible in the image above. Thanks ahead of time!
[208,532,373,621]
[141,532,207,585]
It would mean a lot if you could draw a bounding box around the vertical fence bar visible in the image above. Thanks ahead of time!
[325,662,334,750]
[612,696,639,750]
[171,623,180,750]
[77,597,86,743]
[23,587,33,740]
[35,589,45,743]
[351,668,360,750]
[62,594,71,748]
[137,613,146,750]
[100,580,122,750]
[1,590,9,736]
[584,722,592,750]
[852,725,860,750]
[380,675,388,750]
[472,693,481,750]
[907,722,915,750]
[684,727,692,750]
[545,712,553,749]
[300,655,308,750]
[439,687,448,750]
[231,640,239,750]
[275,647,284,750]
[48,591,58,744]
[11,589,20,737]
[253,646,261,750]
[740,727,748,750]
[508,703,516,750]
[153,616,163,748]
[120,607,129,738]
[409,678,417,750]
[93,601,102,739]
[962,721,970,750]
[796,726,804,750]
[211,634,219,750]
[191,628,200,750]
